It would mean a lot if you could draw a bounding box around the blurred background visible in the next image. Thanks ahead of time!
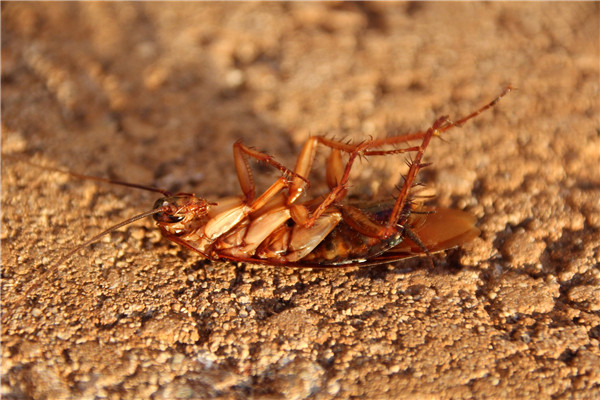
[2,3,598,399]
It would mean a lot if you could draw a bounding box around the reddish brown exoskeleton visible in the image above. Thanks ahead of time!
[18,87,511,298]
[149,86,512,266]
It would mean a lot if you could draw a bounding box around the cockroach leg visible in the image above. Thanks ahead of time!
[301,140,373,228]
[233,141,309,203]
[293,86,514,239]
[204,143,311,242]
[325,149,344,189]
[384,86,514,234]
[288,136,376,203]
[248,176,289,211]
[383,124,436,236]
[290,137,424,229]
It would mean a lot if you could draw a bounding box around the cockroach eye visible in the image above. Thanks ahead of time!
[152,198,184,223]
[163,214,184,223]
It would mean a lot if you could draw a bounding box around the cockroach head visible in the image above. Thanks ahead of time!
[152,194,212,225]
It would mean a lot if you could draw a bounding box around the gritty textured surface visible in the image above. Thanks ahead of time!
[1,3,599,400]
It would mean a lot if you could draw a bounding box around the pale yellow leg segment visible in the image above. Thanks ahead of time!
[233,141,309,204]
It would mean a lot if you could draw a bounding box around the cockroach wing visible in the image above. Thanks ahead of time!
[386,207,480,258]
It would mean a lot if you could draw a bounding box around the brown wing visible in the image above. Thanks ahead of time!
[377,207,480,259]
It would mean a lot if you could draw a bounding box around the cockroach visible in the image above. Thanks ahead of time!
[16,86,512,299]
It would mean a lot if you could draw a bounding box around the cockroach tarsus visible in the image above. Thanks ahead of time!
[16,86,512,299]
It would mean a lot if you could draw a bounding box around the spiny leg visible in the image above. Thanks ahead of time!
[288,122,470,206]
[365,85,514,149]
[288,135,426,203]
[288,136,356,204]
[316,83,512,195]
[232,141,309,208]
[315,86,514,237]
[303,140,372,227]
[300,140,425,228]
[381,122,438,239]
[380,86,514,238]
[451,85,513,127]
[316,120,437,240]
[317,130,438,239]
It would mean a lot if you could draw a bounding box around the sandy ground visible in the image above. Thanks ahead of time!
[1,3,599,399]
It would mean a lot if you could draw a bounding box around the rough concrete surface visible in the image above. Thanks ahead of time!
[1,3,599,400]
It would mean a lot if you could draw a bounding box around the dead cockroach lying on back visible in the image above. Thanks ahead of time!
[18,86,512,298]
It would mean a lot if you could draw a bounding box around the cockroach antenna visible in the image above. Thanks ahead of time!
[3,154,172,196]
